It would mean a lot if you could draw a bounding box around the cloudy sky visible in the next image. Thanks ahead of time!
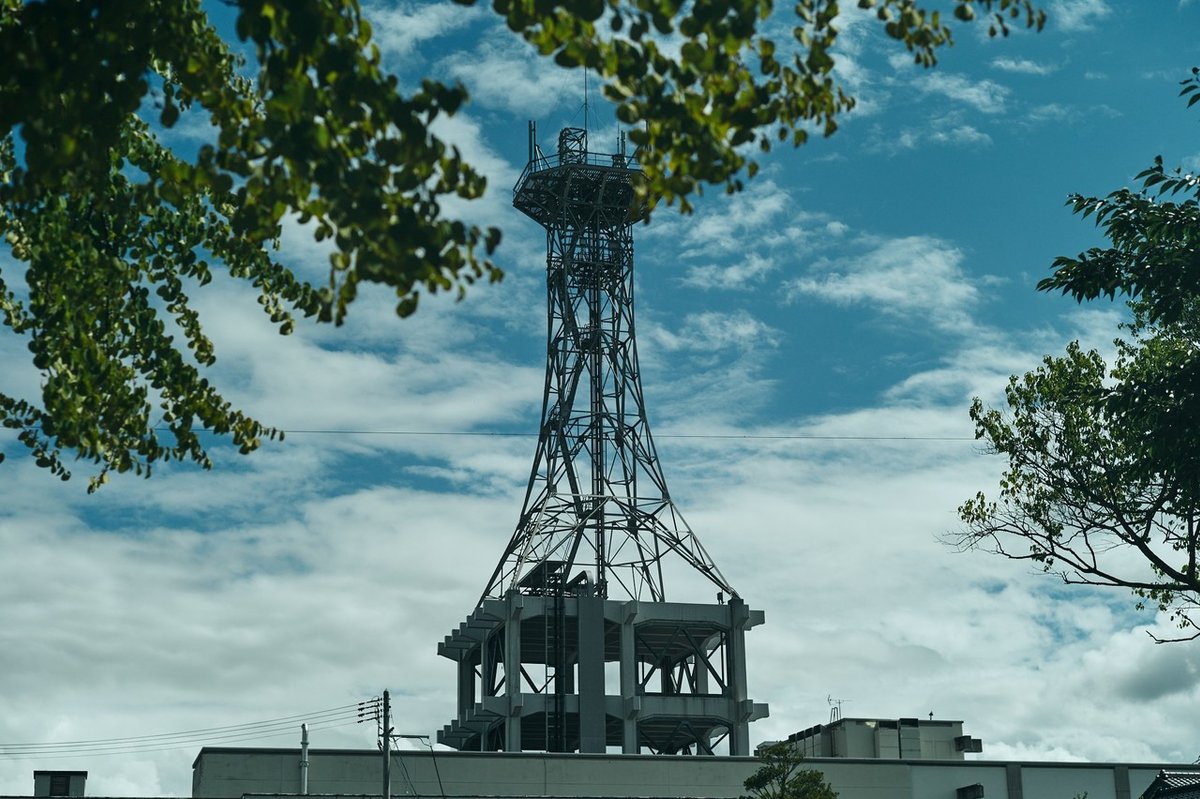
[4,0,1200,795]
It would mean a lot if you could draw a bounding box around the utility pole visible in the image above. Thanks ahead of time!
[381,690,392,799]
[300,723,309,795]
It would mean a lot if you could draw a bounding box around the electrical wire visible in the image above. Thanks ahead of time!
[390,740,418,797]
[3,703,364,748]
[410,737,446,799]
[193,428,977,442]
[4,424,975,443]
[0,702,376,760]
[0,718,367,760]
[1,705,364,750]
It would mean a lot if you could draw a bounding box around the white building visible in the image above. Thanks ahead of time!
[184,716,1200,799]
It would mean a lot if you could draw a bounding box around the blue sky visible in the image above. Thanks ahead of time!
[3,0,1200,794]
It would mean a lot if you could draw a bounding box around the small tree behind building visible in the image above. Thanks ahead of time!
[743,742,838,799]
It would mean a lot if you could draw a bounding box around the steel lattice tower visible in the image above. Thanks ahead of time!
[437,125,767,756]
[482,125,732,604]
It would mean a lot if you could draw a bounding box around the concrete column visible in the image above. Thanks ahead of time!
[1114,765,1130,799]
[505,592,523,751]
[620,601,638,753]
[457,658,475,719]
[1005,763,1023,799]
[481,631,496,705]
[577,595,606,753]
[693,650,712,754]
[728,598,750,756]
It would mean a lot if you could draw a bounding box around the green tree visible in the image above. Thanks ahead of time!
[0,0,1044,489]
[956,72,1200,641]
[743,742,837,799]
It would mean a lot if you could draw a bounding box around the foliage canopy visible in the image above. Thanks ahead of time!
[0,0,1043,488]
[743,741,837,799]
[957,71,1200,641]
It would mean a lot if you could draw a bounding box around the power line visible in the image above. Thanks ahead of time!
[0,702,375,760]
[2,425,976,443]
[2,703,364,748]
[0,717,367,760]
[235,428,977,442]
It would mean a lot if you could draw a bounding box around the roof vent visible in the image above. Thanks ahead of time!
[955,735,984,753]
[33,771,87,797]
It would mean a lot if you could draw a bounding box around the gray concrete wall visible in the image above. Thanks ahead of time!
[193,749,762,799]
[191,747,1200,799]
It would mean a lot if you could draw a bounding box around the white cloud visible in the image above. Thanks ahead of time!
[367,1,487,63]
[1026,103,1071,124]
[676,179,793,257]
[1049,0,1111,32]
[4,271,1193,797]
[930,124,993,146]
[650,310,781,354]
[991,57,1057,75]
[868,112,996,154]
[784,235,980,334]
[893,129,921,150]
[918,74,1011,114]
[888,52,916,72]
[683,253,777,291]
[427,111,523,233]
[435,33,578,119]
[183,283,543,471]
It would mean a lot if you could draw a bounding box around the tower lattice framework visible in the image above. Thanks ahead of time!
[437,125,767,756]
[483,125,732,604]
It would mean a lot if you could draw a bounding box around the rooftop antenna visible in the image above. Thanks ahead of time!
[828,695,847,723]
[583,68,590,137]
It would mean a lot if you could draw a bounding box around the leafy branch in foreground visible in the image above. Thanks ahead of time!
[0,0,498,488]
[956,70,1200,642]
[955,325,1200,642]
[490,0,1044,211]
[0,0,1042,488]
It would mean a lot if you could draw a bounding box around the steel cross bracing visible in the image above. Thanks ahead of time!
[482,125,735,604]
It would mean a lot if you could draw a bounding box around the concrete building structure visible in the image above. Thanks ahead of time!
[438,594,767,755]
[187,744,1200,799]
[778,718,982,761]
[31,772,87,798]
[438,124,767,759]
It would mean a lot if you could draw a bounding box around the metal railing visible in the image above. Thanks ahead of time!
[514,149,643,194]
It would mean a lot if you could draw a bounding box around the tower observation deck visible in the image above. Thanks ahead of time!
[437,124,767,756]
